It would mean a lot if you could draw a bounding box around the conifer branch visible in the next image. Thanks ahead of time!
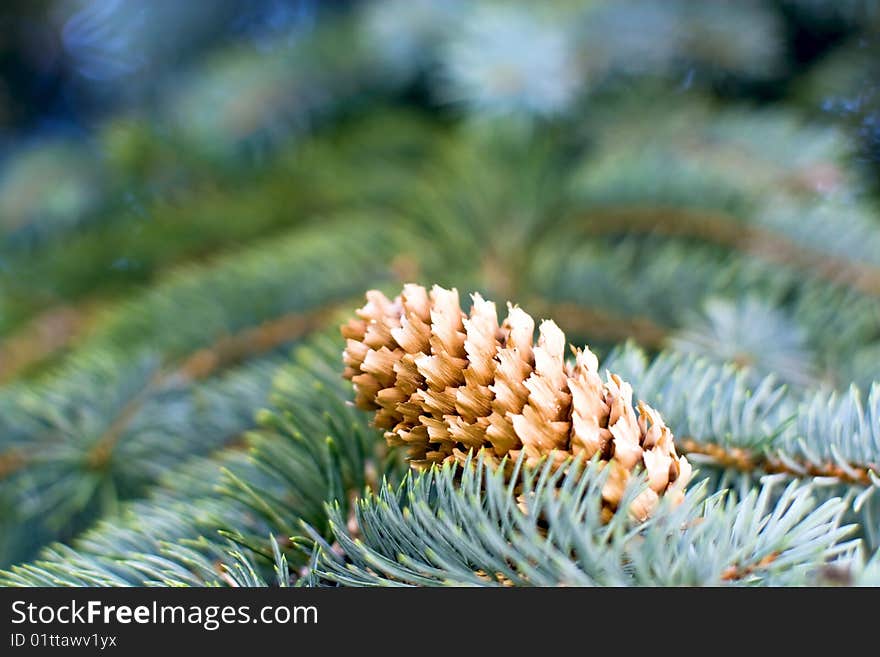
[0,450,26,480]
[531,301,668,348]
[679,438,877,487]
[85,369,165,471]
[0,305,96,382]
[0,305,338,481]
[178,307,340,379]
[575,206,880,296]
[0,335,874,587]
[313,457,858,587]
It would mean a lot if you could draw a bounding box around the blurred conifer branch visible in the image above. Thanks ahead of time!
[0,0,878,585]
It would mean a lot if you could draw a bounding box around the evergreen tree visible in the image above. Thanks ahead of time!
[0,0,878,587]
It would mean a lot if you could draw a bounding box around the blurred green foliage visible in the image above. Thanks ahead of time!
[0,0,879,585]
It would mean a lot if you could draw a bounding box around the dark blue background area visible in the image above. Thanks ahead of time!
[0,0,353,139]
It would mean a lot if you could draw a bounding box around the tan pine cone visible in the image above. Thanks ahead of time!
[341,284,692,520]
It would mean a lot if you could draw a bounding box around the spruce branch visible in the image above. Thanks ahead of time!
[0,215,413,565]
[602,342,880,547]
[0,305,335,481]
[0,352,282,567]
[572,205,880,297]
[526,301,668,349]
[312,457,858,587]
[2,335,875,587]
[678,439,875,487]
[668,296,819,388]
[0,336,397,586]
[530,233,878,389]
[0,305,96,383]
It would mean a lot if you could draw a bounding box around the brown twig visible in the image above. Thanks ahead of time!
[679,438,875,487]
[0,304,342,480]
[85,306,340,469]
[721,551,781,581]
[575,206,880,297]
[0,450,26,480]
[84,370,165,471]
[0,304,100,383]
[178,309,336,380]
[533,300,668,348]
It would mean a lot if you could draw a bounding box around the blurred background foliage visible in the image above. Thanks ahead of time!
[0,0,879,579]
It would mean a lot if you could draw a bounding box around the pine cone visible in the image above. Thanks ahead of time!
[342,284,692,519]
